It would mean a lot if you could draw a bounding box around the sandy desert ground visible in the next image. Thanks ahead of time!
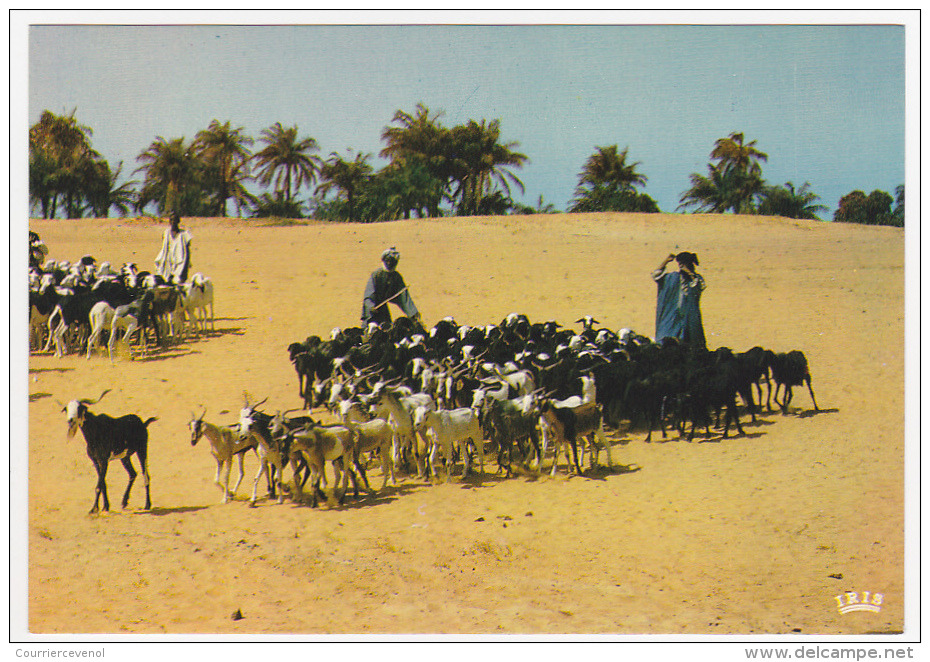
[20,212,907,638]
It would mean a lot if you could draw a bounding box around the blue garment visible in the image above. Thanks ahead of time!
[653,268,707,348]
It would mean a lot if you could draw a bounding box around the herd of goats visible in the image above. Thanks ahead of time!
[30,236,821,514]
[39,248,821,513]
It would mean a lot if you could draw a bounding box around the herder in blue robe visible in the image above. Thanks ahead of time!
[652,251,707,348]
[362,247,420,328]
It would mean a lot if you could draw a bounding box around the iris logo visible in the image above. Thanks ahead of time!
[835,591,883,614]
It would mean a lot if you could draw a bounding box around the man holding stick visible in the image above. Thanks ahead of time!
[361,246,421,328]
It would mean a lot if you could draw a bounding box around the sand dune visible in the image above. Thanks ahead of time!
[23,212,905,636]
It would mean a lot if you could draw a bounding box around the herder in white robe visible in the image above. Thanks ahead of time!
[154,211,192,283]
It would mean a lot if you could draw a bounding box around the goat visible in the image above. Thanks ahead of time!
[85,301,115,359]
[189,410,258,503]
[179,273,215,337]
[482,395,542,477]
[108,291,155,362]
[345,417,396,489]
[62,389,154,514]
[370,387,434,478]
[769,350,820,414]
[413,406,486,481]
[237,397,289,506]
[288,422,363,507]
[538,400,612,476]
[678,352,746,441]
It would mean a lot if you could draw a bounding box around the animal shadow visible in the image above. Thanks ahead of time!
[136,505,210,516]
[797,407,839,419]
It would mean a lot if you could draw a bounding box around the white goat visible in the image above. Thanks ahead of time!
[85,301,115,359]
[179,273,215,337]
[346,417,396,489]
[413,406,486,481]
[189,411,259,503]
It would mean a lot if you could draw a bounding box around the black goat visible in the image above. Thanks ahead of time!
[678,351,746,441]
[769,350,820,413]
[62,389,154,514]
[482,397,542,477]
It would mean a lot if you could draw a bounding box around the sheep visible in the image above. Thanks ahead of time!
[189,410,258,503]
[769,350,820,414]
[413,406,486,481]
[61,389,154,514]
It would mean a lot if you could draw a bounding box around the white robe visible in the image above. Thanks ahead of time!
[154,228,192,283]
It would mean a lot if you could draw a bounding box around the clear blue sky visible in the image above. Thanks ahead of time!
[23,15,911,218]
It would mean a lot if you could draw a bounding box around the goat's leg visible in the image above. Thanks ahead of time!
[250,460,268,506]
[231,452,247,497]
[273,458,285,504]
[119,457,138,509]
[136,450,151,509]
[549,440,560,477]
[806,378,820,411]
[781,386,793,414]
[216,458,232,503]
[353,453,373,494]
[90,459,109,514]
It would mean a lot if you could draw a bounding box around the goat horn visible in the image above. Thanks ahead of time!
[80,388,111,406]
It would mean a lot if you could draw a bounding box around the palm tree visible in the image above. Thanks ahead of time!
[576,145,648,192]
[678,163,755,214]
[381,103,451,217]
[316,150,374,223]
[84,161,137,218]
[29,109,97,218]
[447,118,527,216]
[710,131,768,175]
[679,132,768,214]
[570,145,654,212]
[134,136,204,215]
[194,119,254,217]
[251,122,320,205]
[756,181,828,220]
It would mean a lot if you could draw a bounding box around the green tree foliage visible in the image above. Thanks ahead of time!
[250,190,305,219]
[84,161,137,218]
[315,150,374,223]
[569,184,659,213]
[29,109,117,218]
[135,136,210,216]
[679,132,768,214]
[756,181,828,220]
[194,119,255,217]
[569,145,657,212]
[511,194,559,215]
[380,103,450,218]
[833,188,901,227]
[251,122,320,205]
[446,119,527,216]
[893,184,905,226]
